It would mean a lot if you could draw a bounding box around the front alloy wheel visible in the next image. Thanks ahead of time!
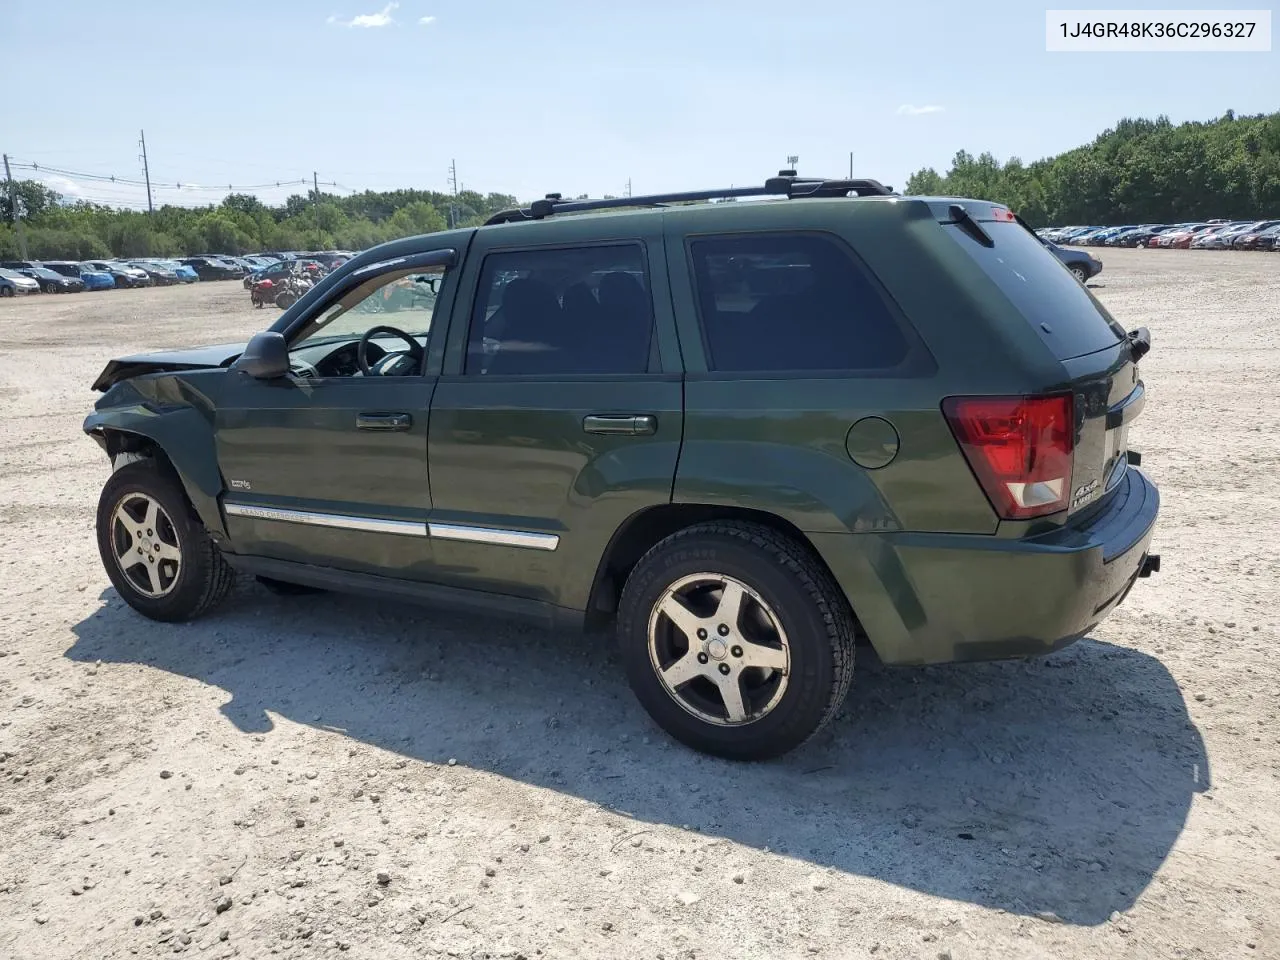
[107,492,183,598]
[96,460,235,622]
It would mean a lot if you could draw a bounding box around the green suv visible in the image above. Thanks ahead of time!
[84,173,1161,760]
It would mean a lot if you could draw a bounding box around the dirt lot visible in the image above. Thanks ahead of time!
[0,249,1277,960]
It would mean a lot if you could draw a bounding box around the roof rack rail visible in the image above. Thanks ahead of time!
[483,171,896,225]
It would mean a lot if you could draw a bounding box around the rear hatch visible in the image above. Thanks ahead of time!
[933,201,1146,522]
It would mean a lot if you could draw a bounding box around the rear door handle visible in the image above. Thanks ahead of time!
[583,414,658,436]
[356,412,412,431]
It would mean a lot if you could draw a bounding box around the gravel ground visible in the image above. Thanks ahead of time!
[0,250,1277,960]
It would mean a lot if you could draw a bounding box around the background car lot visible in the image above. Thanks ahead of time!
[0,248,1277,958]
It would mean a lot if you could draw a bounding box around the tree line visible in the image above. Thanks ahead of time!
[5,110,1279,259]
[905,110,1280,226]
[0,184,522,261]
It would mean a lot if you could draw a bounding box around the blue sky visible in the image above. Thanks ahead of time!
[4,0,1277,208]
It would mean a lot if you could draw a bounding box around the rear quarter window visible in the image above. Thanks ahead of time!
[947,221,1124,360]
[687,232,931,375]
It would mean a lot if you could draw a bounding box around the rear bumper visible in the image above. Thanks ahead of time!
[811,468,1160,666]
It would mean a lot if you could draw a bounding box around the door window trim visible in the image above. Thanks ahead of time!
[460,239,660,379]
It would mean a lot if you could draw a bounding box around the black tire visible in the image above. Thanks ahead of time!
[96,460,236,622]
[616,521,856,761]
[0,286,13,297]
[1069,264,1088,283]
[256,575,324,596]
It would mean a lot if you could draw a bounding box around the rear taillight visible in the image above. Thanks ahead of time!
[942,394,1075,520]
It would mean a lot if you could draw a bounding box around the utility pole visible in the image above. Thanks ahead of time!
[447,159,459,229]
[313,171,321,249]
[625,178,632,198]
[3,154,29,259]
[139,130,154,213]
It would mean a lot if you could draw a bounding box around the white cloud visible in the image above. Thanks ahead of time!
[42,175,84,197]
[328,2,398,27]
[418,15,435,25]
[896,104,944,116]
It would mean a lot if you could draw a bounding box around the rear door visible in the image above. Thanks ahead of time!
[425,223,684,611]
[941,209,1140,517]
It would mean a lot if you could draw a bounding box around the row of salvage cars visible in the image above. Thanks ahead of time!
[0,258,205,295]
[1039,219,1280,250]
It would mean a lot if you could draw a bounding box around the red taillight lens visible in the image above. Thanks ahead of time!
[991,206,1017,222]
[942,394,1075,520]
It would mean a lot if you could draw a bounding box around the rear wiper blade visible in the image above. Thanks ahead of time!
[1127,326,1151,361]
[949,204,993,247]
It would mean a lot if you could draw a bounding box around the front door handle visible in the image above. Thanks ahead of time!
[583,414,657,436]
[356,412,412,431]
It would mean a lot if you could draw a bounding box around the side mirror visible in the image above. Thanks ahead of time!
[232,331,290,379]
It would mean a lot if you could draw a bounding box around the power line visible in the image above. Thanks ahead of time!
[7,159,338,194]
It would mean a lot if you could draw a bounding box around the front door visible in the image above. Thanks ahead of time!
[215,253,454,579]
[426,231,684,610]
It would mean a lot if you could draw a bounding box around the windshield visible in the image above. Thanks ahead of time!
[0,268,28,280]
[27,268,60,279]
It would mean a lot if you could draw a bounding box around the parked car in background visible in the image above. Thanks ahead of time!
[151,259,200,282]
[0,267,41,296]
[85,260,153,288]
[1250,225,1280,251]
[179,257,243,281]
[1190,221,1255,249]
[0,260,43,271]
[42,260,116,290]
[125,261,180,285]
[1154,223,1218,248]
[1040,238,1103,282]
[1229,220,1280,249]
[19,266,84,292]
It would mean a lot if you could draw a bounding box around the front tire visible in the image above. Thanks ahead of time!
[617,521,856,761]
[96,460,235,622]
[1069,264,1089,283]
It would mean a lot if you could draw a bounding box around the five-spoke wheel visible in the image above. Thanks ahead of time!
[95,460,235,622]
[618,521,856,761]
[649,573,791,725]
[108,492,183,598]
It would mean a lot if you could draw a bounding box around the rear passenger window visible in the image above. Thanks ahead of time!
[466,244,653,375]
[689,233,911,373]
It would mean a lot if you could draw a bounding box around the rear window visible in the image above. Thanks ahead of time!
[946,220,1125,360]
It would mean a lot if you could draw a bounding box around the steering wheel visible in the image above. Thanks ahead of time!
[357,325,424,376]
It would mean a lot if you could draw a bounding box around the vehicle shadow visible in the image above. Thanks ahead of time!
[66,584,1208,926]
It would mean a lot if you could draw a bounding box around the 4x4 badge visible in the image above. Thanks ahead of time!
[1071,478,1099,509]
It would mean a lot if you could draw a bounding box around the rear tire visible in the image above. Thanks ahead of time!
[96,460,236,622]
[616,521,856,761]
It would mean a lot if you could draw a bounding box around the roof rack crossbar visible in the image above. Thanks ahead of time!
[482,173,896,225]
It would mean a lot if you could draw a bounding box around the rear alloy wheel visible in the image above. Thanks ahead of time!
[96,460,235,622]
[617,521,856,761]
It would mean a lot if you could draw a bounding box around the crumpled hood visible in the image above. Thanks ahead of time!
[91,341,248,392]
